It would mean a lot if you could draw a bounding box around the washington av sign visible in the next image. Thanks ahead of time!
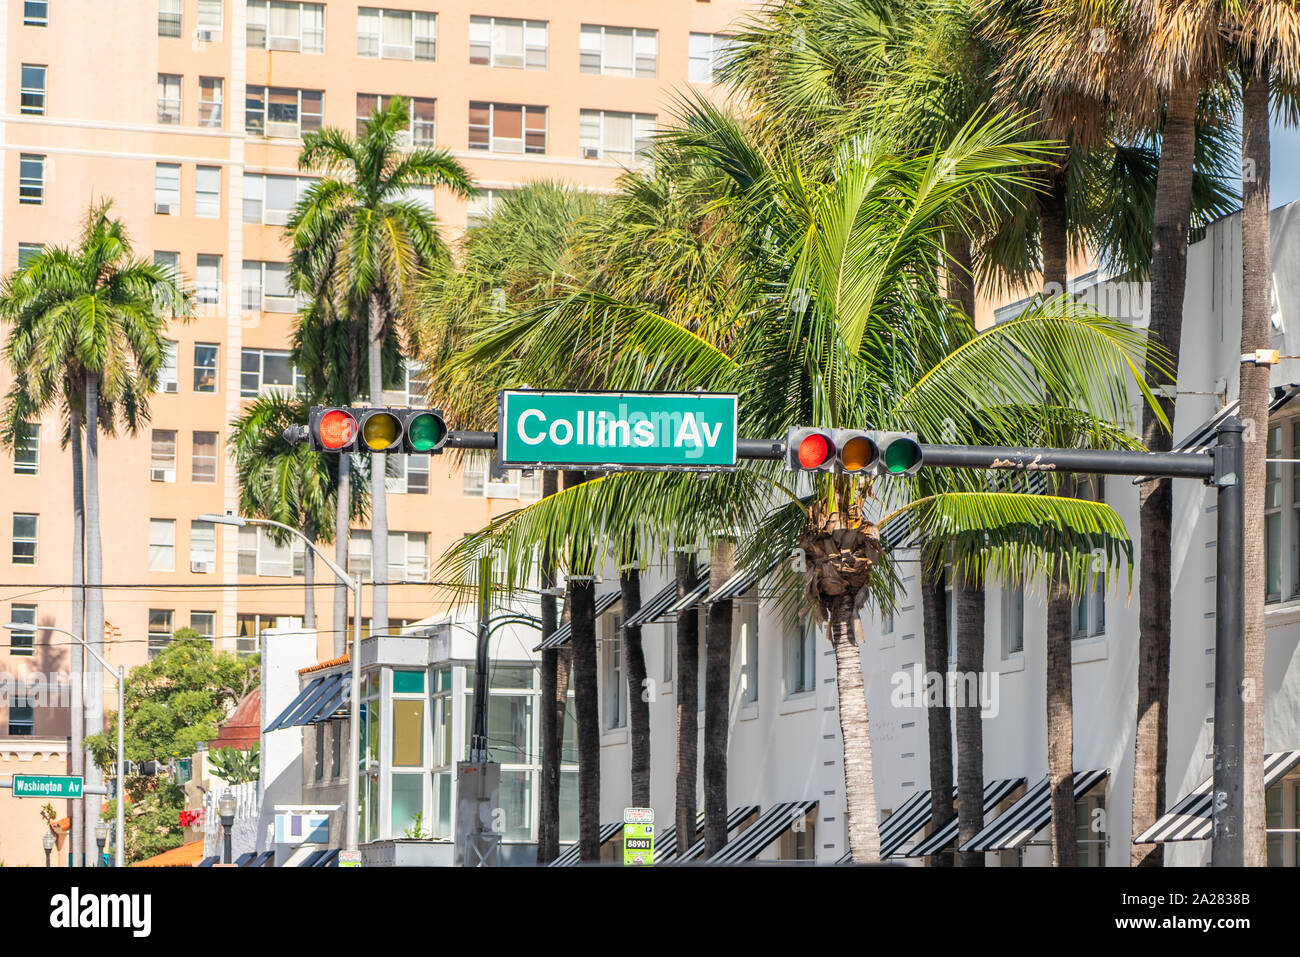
[498,390,738,469]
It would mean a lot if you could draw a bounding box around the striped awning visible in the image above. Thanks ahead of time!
[198,855,220,867]
[308,679,350,724]
[703,801,818,864]
[960,769,1109,852]
[1133,384,1300,483]
[265,673,346,732]
[624,582,679,628]
[665,576,712,616]
[246,849,275,867]
[704,559,780,604]
[298,848,329,867]
[234,851,255,867]
[907,777,1025,857]
[1134,750,1300,844]
[880,788,954,859]
[548,821,622,866]
[535,590,622,650]
[657,805,759,860]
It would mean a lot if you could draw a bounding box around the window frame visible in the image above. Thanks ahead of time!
[198,76,224,128]
[579,24,657,78]
[784,617,816,698]
[1001,580,1025,657]
[193,342,219,393]
[154,162,181,215]
[194,166,221,218]
[10,604,37,656]
[357,7,436,61]
[191,430,218,484]
[195,254,222,306]
[158,0,183,38]
[578,109,656,165]
[467,101,547,155]
[148,608,175,658]
[156,72,182,124]
[239,347,304,397]
[241,260,302,313]
[189,520,217,573]
[688,32,733,84]
[151,428,178,481]
[23,1,49,27]
[246,1,325,53]
[20,63,46,115]
[13,422,39,475]
[149,518,176,572]
[245,85,324,138]
[197,0,223,42]
[19,154,45,205]
[469,16,547,69]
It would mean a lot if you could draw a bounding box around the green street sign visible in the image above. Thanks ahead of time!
[13,775,82,799]
[499,391,738,470]
[623,807,654,866]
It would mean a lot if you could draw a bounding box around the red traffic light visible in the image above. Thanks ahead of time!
[797,433,834,469]
[318,409,358,450]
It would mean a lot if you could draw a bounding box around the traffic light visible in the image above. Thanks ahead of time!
[785,428,923,476]
[305,406,449,454]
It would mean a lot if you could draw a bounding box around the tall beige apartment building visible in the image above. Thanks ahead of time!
[0,0,755,864]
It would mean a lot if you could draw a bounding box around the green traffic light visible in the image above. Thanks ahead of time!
[407,412,445,452]
[883,437,923,474]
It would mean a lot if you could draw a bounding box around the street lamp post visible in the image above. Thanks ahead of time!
[198,513,364,855]
[94,820,107,866]
[42,830,53,867]
[4,622,126,868]
[218,792,236,864]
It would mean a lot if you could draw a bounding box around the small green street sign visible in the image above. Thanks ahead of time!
[623,807,654,866]
[499,391,738,470]
[13,775,83,799]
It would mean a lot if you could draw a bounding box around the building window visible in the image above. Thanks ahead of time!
[235,613,276,654]
[785,618,816,696]
[238,525,302,578]
[239,347,303,396]
[154,163,181,214]
[197,0,222,41]
[195,254,221,305]
[466,188,511,228]
[381,359,429,406]
[148,609,174,658]
[386,453,430,495]
[194,166,221,218]
[579,24,656,78]
[13,422,39,475]
[241,261,299,312]
[579,110,655,165]
[13,514,38,565]
[158,0,182,37]
[159,339,179,392]
[1071,477,1106,638]
[358,7,436,60]
[149,519,176,572]
[192,431,218,484]
[348,533,373,582]
[387,531,429,582]
[151,429,177,482]
[356,94,436,148]
[20,64,46,115]
[154,249,180,276]
[190,520,216,573]
[689,33,734,83]
[1001,582,1024,656]
[1075,791,1107,866]
[194,343,219,393]
[8,695,34,735]
[18,243,43,268]
[246,1,325,53]
[460,451,538,499]
[10,604,37,656]
[199,76,224,127]
[245,86,324,138]
[468,102,546,154]
[242,173,316,225]
[469,16,547,69]
[603,615,628,730]
[24,1,49,27]
[739,594,759,704]
[19,154,44,205]
[157,73,182,124]
[190,611,216,645]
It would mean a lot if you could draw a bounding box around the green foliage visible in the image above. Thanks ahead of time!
[403,812,428,840]
[104,781,187,865]
[207,744,260,785]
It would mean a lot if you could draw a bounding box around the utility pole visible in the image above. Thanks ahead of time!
[457,555,501,866]
[1211,419,1245,866]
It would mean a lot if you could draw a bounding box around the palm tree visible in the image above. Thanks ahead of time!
[289,94,474,637]
[436,106,1164,864]
[0,200,188,867]
[229,394,367,633]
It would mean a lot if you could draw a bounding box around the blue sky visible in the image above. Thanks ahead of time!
[1272,118,1300,209]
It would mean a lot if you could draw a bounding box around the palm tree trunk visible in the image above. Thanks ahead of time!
[302,518,316,630]
[920,555,953,866]
[333,453,351,658]
[1132,83,1198,867]
[703,539,735,856]
[828,593,880,862]
[565,470,600,861]
[83,376,105,866]
[674,552,700,856]
[69,401,85,868]
[1239,66,1272,867]
[368,293,388,635]
[537,469,560,863]
[621,551,651,808]
[954,567,986,867]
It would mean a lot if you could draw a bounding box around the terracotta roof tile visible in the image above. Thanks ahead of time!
[299,654,349,675]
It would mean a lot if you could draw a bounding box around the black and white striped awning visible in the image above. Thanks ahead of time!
[656,805,759,860]
[548,821,622,866]
[535,590,622,650]
[906,777,1025,857]
[960,769,1109,852]
[703,558,781,603]
[1133,384,1300,483]
[1134,750,1300,844]
[702,800,818,864]
[879,787,952,858]
[664,576,712,616]
[624,582,679,627]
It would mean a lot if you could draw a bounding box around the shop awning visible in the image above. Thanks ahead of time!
[907,777,1025,858]
[960,769,1109,853]
[704,559,779,604]
[234,851,255,866]
[315,848,340,867]
[656,805,759,860]
[548,821,622,866]
[132,840,206,867]
[264,673,346,733]
[298,848,331,867]
[308,679,350,725]
[879,788,952,859]
[665,577,711,616]
[702,800,818,864]
[623,566,712,627]
[244,849,275,867]
[535,590,623,650]
[198,855,220,867]
[1134,750,1300,844]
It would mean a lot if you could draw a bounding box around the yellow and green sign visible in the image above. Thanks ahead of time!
[623,807,654,866]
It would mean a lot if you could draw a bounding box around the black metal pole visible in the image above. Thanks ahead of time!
[1212,418,1245,866]
[469,556,491,763]
[222,822,233,864]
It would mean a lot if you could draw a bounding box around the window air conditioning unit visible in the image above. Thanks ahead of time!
[164,380,179,394]
[197,29,219,42]
[155,202,177,215]
[151,468,176,483]
[583,147,601,160]
[268,36,301,52]
[265,120,299,139]
[264,209,292,226]
[382,44,414,60]
[191,560,214,574]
